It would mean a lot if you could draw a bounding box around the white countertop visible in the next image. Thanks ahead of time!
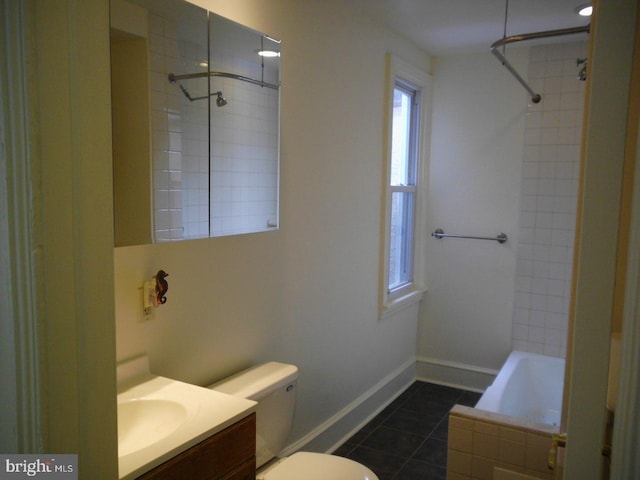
[117,362,255,479]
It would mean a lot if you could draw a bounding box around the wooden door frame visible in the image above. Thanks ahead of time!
[563,0,639,478]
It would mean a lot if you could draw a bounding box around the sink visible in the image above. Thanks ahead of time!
[116,360,256,480]
[118,399,188,456]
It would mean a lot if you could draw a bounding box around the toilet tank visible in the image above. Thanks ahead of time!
[209,362,299,468]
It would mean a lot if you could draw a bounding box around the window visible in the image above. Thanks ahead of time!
[388,83,418,294]
[381,55,431,319]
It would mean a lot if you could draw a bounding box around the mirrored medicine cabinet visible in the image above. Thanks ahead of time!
[111,0,281,247]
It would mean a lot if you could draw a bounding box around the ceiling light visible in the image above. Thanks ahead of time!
[575,3,593,16]
[258,50,280,58]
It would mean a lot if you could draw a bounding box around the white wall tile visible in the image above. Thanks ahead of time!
[512,41,586,357]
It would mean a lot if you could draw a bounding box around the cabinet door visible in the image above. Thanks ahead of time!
[138,414,256,480]
[221,458,256,480]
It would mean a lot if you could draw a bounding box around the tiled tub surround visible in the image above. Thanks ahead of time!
[447,351,564,480]
[512,41,587,357]
[447,406,558,480]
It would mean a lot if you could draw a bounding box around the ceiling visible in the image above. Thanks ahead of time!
[343,0,591,56]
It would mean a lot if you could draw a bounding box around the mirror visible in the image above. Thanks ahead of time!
[111,0,280,246]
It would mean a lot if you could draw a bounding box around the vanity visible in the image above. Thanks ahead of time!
[117,356,257,479]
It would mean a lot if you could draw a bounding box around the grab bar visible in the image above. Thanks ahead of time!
[432,228,508,244]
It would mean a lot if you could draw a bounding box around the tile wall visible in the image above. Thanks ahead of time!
[512,41,588,357]
[447,405,558,480]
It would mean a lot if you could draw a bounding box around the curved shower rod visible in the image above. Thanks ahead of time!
[490,24,590,103]
[168,71,280,90]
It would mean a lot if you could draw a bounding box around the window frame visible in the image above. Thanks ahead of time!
[388,82,419,297]
[380,54,431,320]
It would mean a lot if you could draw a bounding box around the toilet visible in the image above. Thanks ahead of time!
[209,362,379,480]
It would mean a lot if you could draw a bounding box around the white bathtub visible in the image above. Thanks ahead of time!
[475,351,565,427]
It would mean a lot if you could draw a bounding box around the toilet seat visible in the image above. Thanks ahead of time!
[257,452,378,480]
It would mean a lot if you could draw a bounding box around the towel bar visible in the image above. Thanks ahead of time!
[432,228,507,244]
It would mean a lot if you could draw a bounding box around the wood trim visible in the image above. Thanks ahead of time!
[611,3,640,334]
[610,5,640,478]
[0,0,42,452]
[33,0,118,475]
[563,0,639,477]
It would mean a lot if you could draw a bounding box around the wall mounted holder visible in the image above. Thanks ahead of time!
[155,269,169,305]
[142,270,170,317]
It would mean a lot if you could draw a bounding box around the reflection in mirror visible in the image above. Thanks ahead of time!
[110,0,280,246]
[207,14,280,238]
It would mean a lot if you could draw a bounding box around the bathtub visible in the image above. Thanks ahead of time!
[475,351,564,426]
[446,351,565,480]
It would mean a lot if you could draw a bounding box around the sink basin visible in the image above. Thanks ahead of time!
[116,365,257,480]
[118,399,188,456]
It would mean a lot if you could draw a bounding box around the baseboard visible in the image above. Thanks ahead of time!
[416,356,497,393]
[281,358,416,455]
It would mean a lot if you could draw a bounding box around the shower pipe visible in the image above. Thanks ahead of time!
[168,71,280,91]
[491,24,590,104]
[432,228,508,244]
[177,84,226,103]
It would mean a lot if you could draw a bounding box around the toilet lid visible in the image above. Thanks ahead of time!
[259,452,378,480]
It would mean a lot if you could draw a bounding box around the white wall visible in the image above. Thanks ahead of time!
[115,0,429,449]
[417,50,529,378]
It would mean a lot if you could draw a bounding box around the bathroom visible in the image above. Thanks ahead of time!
[1,0,639,479]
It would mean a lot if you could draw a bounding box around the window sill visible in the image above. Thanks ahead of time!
[380,287,426,321]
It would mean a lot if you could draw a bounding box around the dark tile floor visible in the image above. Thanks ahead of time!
[333,381,481,480]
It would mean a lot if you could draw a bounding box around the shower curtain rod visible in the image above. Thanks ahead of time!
[490,24,590,103]
[168,71,280,90]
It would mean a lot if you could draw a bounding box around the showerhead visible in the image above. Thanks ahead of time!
[578,65,587,81]
[577,58,588,81]
[214,91,227,107]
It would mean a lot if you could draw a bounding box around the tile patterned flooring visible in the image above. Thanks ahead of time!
[334,381,481,480]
